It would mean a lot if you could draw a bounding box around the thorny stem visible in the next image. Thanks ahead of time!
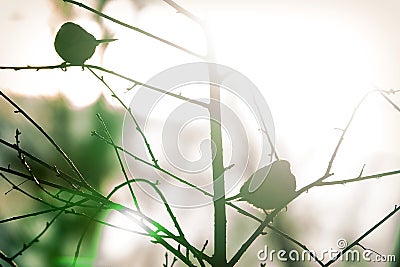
[209,84,227,265]
[85,64,208,108]
[317,168,400,186]
[0,64,208,109]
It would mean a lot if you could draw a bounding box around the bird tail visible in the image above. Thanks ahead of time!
[225,193,242,202]
[97,38,118,44]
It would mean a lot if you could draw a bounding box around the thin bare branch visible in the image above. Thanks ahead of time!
[0,91,97,194]
[0,250,18,267]
[318,169,400,186]
[63,0,206,60]
[0,64,209,108]
[91,130,213,197]
[96,113,140,211]
[379,91,400,113]
[87,67,159,167]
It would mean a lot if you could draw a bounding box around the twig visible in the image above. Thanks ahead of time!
[14,129,39,185]
[91,130,213,197]
[379,91,400,113]
[0,64,65,71]
[63,0,206,60]
[0,173,98,217]
[111,178,210,266]
[0,208,59,224]
[85,64,208,108]
[87,67,159,167]
[0,166,106,204]
[317,169,400,186]
[228,206,283,266]
[96,113,140,211]
[324,92,372,178]
[0,250,18,267]
[10,210,62,261]
[122,209,197,267]
[0,64,209,108]
[12,130,80,207]
[0,137,83,190]
[253,95,279,161]
[0,91,98,195]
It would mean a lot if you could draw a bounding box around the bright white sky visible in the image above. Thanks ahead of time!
[0,0,399,266]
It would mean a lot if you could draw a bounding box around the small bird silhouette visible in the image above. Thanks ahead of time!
[226,160,296,210]
[54,22,117,65]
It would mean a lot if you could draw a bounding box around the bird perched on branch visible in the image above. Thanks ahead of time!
[226,160,296,211]
[54,22,117,65]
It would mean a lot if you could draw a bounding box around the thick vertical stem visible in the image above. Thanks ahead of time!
[209,82,227,266]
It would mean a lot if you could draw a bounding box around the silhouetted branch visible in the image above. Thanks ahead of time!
[0,64,209,108]
[0,91,97,194]
[63,0,206,60]
[96,113,140,210]
[0,137,82,189]
[0,250,18,267]
[9,210,62,262]
[91,130,214,197]
[253,94,279,161]
[85,65,208,108]
[324,93,368,178]
[325,88,399,178]
[228,205,283,266]
[318,169,400,186]
[87,67,159,167]
[0,64,65,71]
[110,178,211,266]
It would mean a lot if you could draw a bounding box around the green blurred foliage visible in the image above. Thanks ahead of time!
[0,94,123,266]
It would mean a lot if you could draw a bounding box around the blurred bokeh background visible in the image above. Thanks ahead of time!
[0,0,399,266]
